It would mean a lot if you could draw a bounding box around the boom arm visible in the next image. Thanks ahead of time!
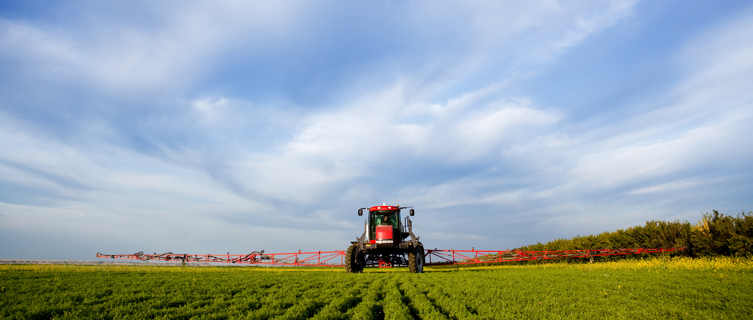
[97,247,684,266]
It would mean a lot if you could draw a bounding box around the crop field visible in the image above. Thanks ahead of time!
[1,257,752,319]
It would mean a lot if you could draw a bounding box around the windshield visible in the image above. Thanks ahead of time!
[371,210,398,226]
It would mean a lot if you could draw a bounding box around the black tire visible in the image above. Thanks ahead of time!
[345,244,361,273]
[408,246,424,273]
[356,250,365,272]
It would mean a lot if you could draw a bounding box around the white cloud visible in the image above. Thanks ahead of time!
[380,8,753,234]
[0,2,307,93]
[568,114,750,191]
[0,109,271,219]
[551,0,638,52]
[192,96,229,124]
[221,81,563,206]
[3,2,753,258]
[627,178,709,196]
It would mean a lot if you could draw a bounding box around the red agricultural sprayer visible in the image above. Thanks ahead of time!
[97,204,685,272]
[345,205,424,272]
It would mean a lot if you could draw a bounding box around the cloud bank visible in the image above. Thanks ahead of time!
[1,1,751,259]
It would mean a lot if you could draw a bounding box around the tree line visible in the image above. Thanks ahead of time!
[518,210,753,257]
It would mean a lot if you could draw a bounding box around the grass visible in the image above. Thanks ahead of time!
[1,257,752,319]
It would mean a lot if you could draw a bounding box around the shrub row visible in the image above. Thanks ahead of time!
[519,210,753,257]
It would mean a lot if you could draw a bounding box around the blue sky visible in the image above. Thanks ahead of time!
[1,1,752,259]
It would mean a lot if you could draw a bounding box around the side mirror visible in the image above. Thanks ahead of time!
[358,208,363,216]
[409,209,415,216]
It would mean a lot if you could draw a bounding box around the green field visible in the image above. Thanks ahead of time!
[1,257,752,319]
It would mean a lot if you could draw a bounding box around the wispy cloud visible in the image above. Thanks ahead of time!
[0,3,306,93]
[1,1,751,259]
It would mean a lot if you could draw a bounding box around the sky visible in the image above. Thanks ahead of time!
[1,1,752,260]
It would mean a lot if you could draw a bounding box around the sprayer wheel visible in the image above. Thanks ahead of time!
[345,244,361,273]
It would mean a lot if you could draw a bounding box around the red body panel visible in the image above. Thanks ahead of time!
[375,225,393,240]
[370,205,399,211]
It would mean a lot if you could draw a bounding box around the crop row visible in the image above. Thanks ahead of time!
[1,259,752,319]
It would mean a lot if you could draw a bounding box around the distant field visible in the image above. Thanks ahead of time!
[1,257,752,319]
